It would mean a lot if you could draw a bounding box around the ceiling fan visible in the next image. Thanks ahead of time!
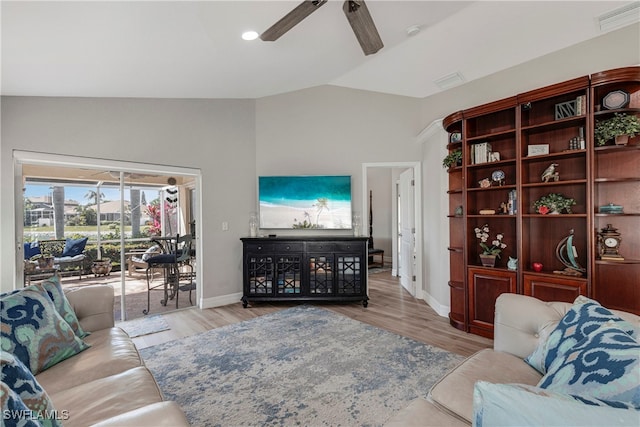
[260,0,384,56]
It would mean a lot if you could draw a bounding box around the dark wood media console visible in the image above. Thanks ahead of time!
[241,236,369,307]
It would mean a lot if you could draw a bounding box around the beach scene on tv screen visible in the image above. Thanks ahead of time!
[259,176,352,229]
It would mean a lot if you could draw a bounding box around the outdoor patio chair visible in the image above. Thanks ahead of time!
[143,234,194,315]
[126,245,161,278]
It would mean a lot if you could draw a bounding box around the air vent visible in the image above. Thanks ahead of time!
[598,2,640,32]
[434,72,466,90]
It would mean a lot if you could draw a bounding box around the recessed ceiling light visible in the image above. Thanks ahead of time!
[406,25,421,37]
[242,31,259,41]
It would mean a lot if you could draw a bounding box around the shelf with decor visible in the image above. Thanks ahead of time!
[590,67,640,315]
[443,112,466,331]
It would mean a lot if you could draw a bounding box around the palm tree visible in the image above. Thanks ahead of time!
[52,186,65,238]
[84,189,105,205]
[313,197,329,226]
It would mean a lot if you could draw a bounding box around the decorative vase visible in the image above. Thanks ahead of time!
[615,134,630,145]
[479,254,497,267]
[249,212,258,237]
[38,256,54,269]
[91,258,112,277]
[352,212,362,237]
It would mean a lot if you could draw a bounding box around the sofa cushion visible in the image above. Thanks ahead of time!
[383,398,467,427]
[428,349,542,423]
[90,401,190,427]
[1,381,41,427]
[539,323,640,409]
[525,296,635,375]
[48,366,164,427]
[35,327,143,395]
[473,381,639,427]
[0,285,90,375]
[37,276,89,338]
[61,237,88,257]
[1,352,61,427]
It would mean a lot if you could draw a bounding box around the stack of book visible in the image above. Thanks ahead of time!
[471,142,492,165]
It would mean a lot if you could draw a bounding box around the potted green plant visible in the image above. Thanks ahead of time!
[594,113,640,146]
[442,149,462,169]
[533,193,576,214]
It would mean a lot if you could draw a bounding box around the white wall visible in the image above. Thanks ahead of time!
[1,23,637,312]
[1,97,256,300]
[255,85,423,237]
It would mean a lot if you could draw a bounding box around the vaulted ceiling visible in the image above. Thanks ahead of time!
[2,1,637,99]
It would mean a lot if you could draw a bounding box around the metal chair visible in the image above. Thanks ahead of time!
[142,234,194,315]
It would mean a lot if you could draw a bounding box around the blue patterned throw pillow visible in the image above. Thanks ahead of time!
[1,353,62,427]
[0,286,90,375]
[473,381,639,427]
[525,296,635,374]
[1,382,41,427]
[538,324,640,409]
[37,276,89,338]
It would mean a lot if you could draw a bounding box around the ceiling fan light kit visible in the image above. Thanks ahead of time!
[260,0,383,56]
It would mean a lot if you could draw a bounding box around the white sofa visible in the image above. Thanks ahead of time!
[386,293,640,426]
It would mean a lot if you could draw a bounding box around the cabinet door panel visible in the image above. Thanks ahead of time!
[523,273,586,303]
[468,267,516,337]
[246,255,274,295]
[336,255,363,295]
[308,255,334,294]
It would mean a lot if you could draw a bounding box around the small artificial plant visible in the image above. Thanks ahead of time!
[594,113,640,146]
[474,224,507,258]
[533,193,576,214]
[442,149,462,169]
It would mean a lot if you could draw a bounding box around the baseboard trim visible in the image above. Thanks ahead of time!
[422,291,450,318]
[201,292,243,309]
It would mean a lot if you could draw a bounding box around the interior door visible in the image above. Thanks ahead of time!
[399,168,415,295]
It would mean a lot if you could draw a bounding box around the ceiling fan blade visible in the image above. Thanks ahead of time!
[342,1,383,55]
[260,0,328,42]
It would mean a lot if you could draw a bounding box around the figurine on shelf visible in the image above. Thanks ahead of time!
[479,178,491,188]
[507,257,518,271]
[541,163,559,183]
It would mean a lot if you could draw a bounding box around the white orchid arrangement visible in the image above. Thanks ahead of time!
[475,224,507,258]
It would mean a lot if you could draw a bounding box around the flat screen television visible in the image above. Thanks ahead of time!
[258,175,352,230]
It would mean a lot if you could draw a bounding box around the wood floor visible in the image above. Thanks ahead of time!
[131,271,493,357]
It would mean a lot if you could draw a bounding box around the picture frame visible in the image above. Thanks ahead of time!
[527,144,549,156]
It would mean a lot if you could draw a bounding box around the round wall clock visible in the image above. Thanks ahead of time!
[602,90,629,110]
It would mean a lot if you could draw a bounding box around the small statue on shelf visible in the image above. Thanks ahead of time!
[541,163,559,183]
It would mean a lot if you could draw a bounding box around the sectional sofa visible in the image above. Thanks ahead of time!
[385,293,640,426]
[1,276,189,427]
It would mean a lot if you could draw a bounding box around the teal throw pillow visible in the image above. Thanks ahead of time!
[1,286,90,375]
[525,295,635,374]
[1,381,41,427]
[1,352,62,427]
[37,276,89,338]
[473,381,639,427]
[538,323,640,409]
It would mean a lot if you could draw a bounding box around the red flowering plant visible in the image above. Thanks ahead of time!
[145,202,162,236]
[533,193,576,215]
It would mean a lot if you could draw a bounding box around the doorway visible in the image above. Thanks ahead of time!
[13,151,202,321]
[362,162,422,298]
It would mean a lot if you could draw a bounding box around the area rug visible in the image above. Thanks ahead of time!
[117,314,170,338]
[368,266,392,274]
[139,305,463,426]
